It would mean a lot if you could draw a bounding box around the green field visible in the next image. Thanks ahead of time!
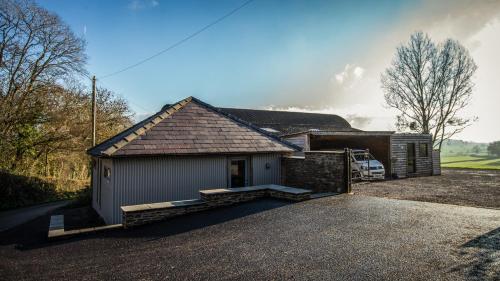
[441,155,500,170]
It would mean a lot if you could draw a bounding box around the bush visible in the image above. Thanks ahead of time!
[65,186,92,208]
[0,171,92,210]
[0,171,59,210]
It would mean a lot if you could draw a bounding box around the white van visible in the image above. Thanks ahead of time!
[351,149,385,180]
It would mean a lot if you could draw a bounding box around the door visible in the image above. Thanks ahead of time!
[229,158,248,187]
[407,143,416,174]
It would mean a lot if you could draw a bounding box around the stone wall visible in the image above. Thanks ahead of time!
[121,200,210,228]
[122,185,311,228]
[282,151,348,193]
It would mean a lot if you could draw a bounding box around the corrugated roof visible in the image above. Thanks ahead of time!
[87,97,298,157]
[218,107,358,136]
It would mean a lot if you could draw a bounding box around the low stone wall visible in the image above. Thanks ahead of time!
[200,188,268,207]
[282,151,348,193]
[122,199,210,228]
[122,185,311,228]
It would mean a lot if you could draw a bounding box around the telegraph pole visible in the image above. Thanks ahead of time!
[91,75,96,146]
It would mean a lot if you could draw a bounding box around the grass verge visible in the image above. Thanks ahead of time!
[441,155,500,170]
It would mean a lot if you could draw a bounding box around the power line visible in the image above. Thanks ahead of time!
[99,0,255,80]
[95,77,153,113]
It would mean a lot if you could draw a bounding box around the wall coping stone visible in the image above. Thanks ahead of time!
[121,199,204,213]
[284,156,305,160]
[199,185,310,196]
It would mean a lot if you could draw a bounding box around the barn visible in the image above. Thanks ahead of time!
[87,97,297,224]
[220,108,440,178]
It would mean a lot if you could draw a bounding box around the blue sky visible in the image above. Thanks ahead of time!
[36,0,410,109]
[36,0,500,142]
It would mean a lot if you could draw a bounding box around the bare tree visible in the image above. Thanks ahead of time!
[381,32,477,150]
[0,0,86,170]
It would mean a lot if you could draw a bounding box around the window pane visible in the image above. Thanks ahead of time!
[419,143,428,157]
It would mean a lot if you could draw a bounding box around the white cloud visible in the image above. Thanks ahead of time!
[353,66,365,78]
[333,64,365,88]
[83,25,87,36]
[128,0,160,11]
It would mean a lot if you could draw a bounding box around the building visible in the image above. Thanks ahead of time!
[220,108,439,178]
[219,107,359,135]
[88,98,439,224]
[87,97,298,224]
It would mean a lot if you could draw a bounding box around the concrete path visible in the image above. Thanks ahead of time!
[0,200,71,232]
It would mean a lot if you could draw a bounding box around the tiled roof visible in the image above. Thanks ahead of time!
[218,107,359,136]
[87,97,297,157]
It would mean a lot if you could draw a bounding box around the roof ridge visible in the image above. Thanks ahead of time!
[220,107,344,116]
[100,97,193,156]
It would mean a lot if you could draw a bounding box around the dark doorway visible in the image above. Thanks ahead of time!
[230,159,247,187]
[407,143,416,174]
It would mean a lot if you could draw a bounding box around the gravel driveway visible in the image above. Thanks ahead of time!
[353,168,500,209]
[1,195,499,281]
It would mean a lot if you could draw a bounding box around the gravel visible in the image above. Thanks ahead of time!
[1,195,499,281]
[353,168,500,209]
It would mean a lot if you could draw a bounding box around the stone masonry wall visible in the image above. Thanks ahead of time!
[122,200,210,228]
[122,185,311,228]
[282,151,347,193]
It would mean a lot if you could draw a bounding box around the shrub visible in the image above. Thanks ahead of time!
[0,171,59,210]
[65,186,92,208]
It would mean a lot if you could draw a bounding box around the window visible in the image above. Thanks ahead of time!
[419,143,429,157]
[104,166,111,178]
[353,152,375,161]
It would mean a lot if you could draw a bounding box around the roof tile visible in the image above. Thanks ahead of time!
[91,98,296,156]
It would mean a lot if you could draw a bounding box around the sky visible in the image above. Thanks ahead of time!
[36,0,500,143]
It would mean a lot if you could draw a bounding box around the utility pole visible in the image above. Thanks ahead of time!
[91,75,97,147]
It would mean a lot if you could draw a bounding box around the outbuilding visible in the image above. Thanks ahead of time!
[87,97,297,224]
[220,107,440,178]
[281,130,437,178]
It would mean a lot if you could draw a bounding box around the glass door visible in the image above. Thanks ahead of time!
[230,158,247,187]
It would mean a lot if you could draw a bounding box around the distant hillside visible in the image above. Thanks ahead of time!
[440,139,488,156]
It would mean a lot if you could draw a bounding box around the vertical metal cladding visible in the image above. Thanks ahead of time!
[251,154,282,186]
[111,155,227,224]
[107,154,283,224]
[92,158,114,223]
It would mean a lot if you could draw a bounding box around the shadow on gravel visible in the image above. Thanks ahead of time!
[0,198,291,251]
[450,227,500,281]
[111,198,291,242]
